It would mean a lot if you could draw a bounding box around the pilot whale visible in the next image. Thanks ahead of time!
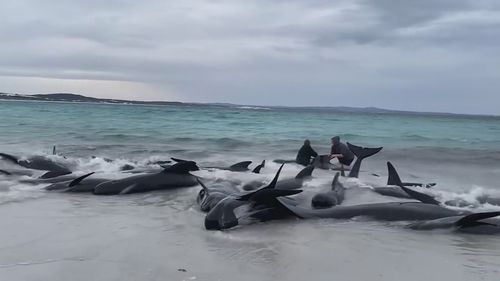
[408,212,500,235]
[93,161,199,195]
[0,153,71,178]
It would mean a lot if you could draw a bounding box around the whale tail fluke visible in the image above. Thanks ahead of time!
[295,165,314,179]
[346,143,383,178]
[456,212,500,228]
[252,160,266,174]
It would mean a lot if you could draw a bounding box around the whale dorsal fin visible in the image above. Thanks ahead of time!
[69,172,95,187]
[388,162,440,205]
[387,162,403,185]
[238,164,284,201]
[295,165,314,179]
[456,212,500,228]
[388,162,435,188]
[229,161,252,171]
[163,161,199,174]
[331,172,341,191]
[171,157,191,163]
[252,160,266,174]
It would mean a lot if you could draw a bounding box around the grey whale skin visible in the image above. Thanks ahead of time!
[0,152,72,178]
[93,161,199,195]
[277,200,465,221]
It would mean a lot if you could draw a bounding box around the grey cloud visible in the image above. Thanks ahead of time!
[0,0,499,114]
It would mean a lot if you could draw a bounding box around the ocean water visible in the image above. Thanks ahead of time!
[1,100,500,281]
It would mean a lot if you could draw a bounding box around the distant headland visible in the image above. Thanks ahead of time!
[0,92,495,118]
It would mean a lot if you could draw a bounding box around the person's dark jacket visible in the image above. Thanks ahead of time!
[296,144,318,166]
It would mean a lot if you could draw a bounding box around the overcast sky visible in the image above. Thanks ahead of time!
[1,0,499,114]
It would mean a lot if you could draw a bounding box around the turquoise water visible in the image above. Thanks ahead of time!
[1,100,499,154]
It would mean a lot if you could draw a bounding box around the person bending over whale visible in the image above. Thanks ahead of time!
[329,136,354,168]
[295,139,318,166]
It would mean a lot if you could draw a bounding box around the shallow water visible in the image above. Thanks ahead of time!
[1,100,500,280]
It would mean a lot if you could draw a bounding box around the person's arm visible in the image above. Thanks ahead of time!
[309,147,318,157]
[329,153,343,159]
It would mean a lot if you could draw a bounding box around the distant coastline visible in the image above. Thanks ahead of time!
[0,92,496,118]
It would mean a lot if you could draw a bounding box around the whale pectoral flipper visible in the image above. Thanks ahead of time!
[456,212,500,228]
[196,178,210,192]
[69,172,95,187]
[0,169,12,175]
[250,189,303,203]
[40,170,72,179]
[0,153,20,165]
[119,183,140,195]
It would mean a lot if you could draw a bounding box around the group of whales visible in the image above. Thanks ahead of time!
[2,143,500,235]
